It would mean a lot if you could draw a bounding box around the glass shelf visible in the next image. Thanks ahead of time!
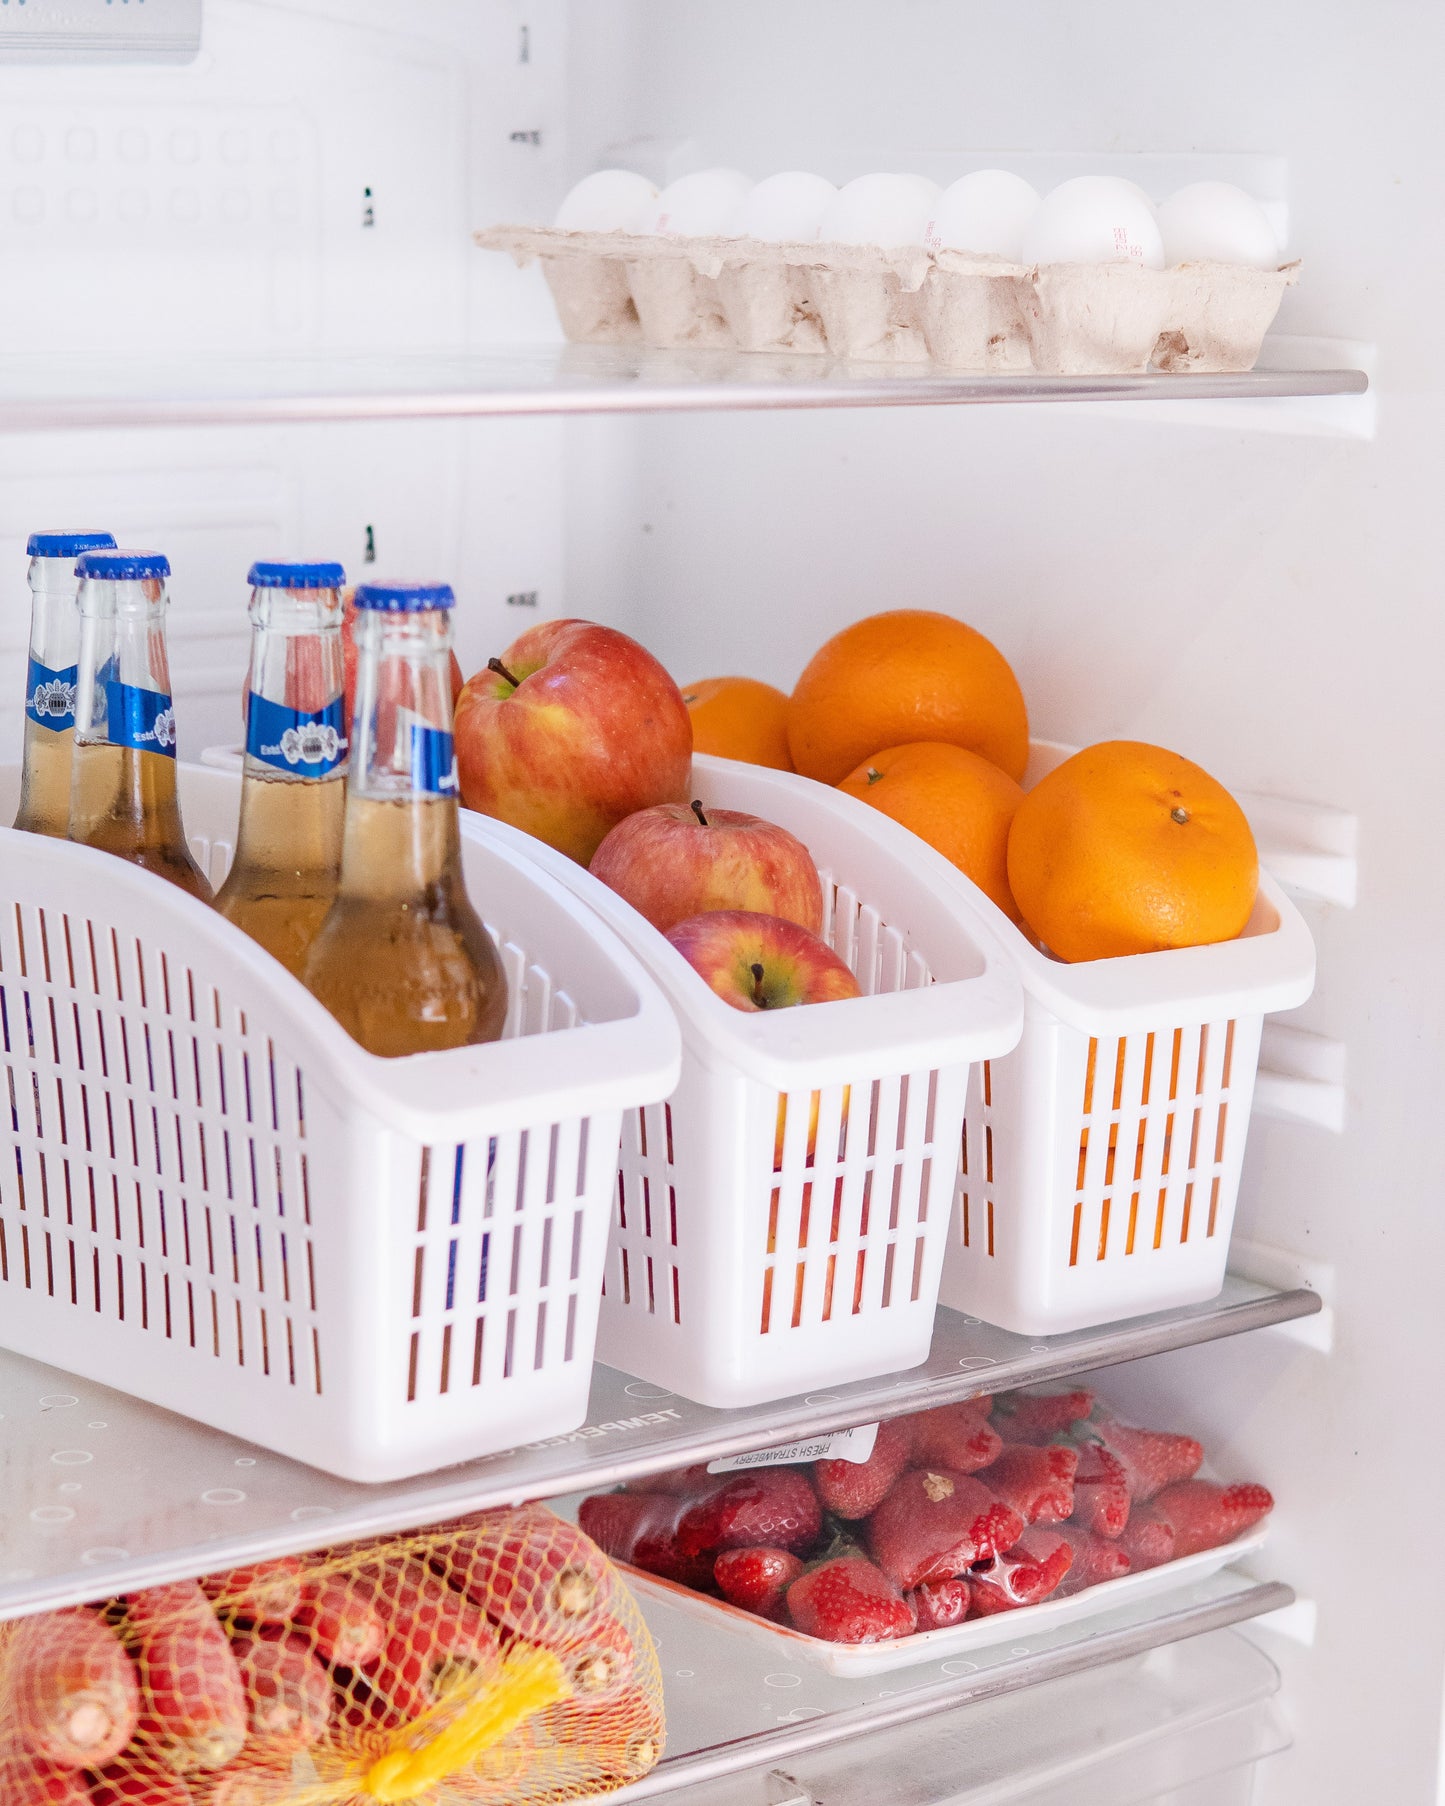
[617,1580,1290,1804]
[0,345,1367,431]
[0,1278,1317,1620]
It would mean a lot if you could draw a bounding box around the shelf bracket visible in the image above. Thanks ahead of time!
[1245,790,1358,908]
[1252,1023,1346,1132]
[1229,1238,1334,1352]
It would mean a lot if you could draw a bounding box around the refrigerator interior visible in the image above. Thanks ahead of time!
[0,1,1438,1801]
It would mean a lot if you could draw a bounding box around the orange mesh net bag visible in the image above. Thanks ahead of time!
[0,1504,665,1806]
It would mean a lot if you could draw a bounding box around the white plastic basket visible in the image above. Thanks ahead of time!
[939,742,1316,1336]
[464,754,1023,1409]
[0,762,680,1482]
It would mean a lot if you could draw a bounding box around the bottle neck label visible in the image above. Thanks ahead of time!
[246,693,347,778]
[410,723,458,797]
[103,680,177,758]
[25,657,78,733]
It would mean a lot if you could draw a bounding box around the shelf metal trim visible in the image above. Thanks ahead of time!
[0,347,1369,432]
[0,1280,1316,1621]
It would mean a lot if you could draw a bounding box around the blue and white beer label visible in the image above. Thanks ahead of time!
[247,693,347,778]
[26,658,78,732]
[104,681,177,758]
[410,724,458,796]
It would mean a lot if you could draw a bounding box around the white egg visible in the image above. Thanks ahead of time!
[819,173,936,248]
[554,169,659,233]
[1021,176,1165,269]
[897,173,943,207]
[636,168,753,237]
[1157,181,1280,270]
[732,171,838,242]
[927,170,1041,259]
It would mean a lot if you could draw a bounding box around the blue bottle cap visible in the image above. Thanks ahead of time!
[74,550,171,581]
[247,559,347,590]
[27,530,117,558]
[352,580,455,612]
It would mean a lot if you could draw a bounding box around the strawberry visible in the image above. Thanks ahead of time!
[622,1463,713,1496]
[786,1557,916,1644]
[1118,1509,1176,1572]
[991,1388,1095,1444]
[814,1419,913,1519]
[577,1491,673,1564]
[1146,1481,1273,1559]
[1049,1522,1133,1595]
[632,1527,718,1590]
[675,1468,821,1559]
[577,1491,714,1587]
[714,1547,804,1618]
[978,1444,1078,1524]
[907,1403,1003,1474]
[868,1470,1024,1591]
[908,1576,971,1631]
[1070,1443,1131,1538]
[1093,1419,1204,1501]
[969,1528,1073,1616]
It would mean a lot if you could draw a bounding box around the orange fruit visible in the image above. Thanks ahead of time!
[838,742,1025,924]
[1007,740,1258,962]
[787,610,1029,784]
[681,676,793,770]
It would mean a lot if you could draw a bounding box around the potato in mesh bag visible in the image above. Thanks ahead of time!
[0,1503,664,1805]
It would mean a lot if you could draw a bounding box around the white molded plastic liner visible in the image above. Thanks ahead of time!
[939,741,1316,1336]
[0,763,680,1483]
[467,753,1024,1408]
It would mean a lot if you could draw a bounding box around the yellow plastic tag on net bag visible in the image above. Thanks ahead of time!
[0,1504,665,1806]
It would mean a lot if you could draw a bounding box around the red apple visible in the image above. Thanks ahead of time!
[590,800,824,935]
[455,619,693,864]
[665,910,861,1012]
[666,911,858,1169]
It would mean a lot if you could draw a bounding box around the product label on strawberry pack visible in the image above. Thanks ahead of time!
[104,681,177,758]
[706,1423,880,1474]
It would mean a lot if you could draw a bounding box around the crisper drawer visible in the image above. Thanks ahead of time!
[628,1624,1287,1806]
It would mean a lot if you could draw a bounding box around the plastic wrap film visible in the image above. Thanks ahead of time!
[0,1506,664,1806]
[577,1381,1274,1648]
[475,225,1299,374]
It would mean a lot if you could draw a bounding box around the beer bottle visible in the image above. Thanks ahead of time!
[302,581,507,1056]
[68,549,213,902]
[214,560,348,977]
[13,529,115,836]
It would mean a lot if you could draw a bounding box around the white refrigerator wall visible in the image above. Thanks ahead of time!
[0,1,1439,1802]
[561,5,1445,1805]
[0,0,571,754]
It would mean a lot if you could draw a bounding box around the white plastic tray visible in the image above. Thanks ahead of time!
[620,1523,1268,1678]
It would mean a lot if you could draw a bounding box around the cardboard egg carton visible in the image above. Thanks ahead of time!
[476,224,1299,375]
